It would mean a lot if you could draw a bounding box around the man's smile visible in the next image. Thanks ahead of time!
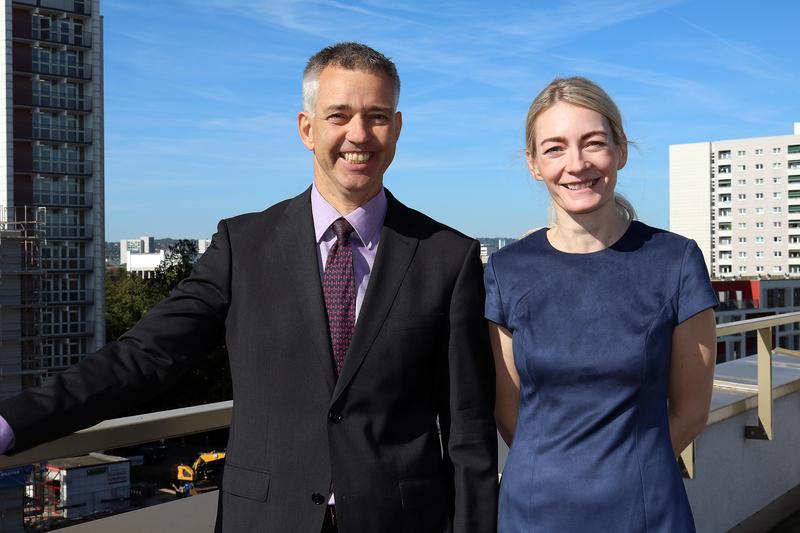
[340,152,373,164]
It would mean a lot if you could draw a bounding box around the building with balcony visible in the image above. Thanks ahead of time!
[670,123,800,279]
[713,278,800,362]
[0,0,104,382]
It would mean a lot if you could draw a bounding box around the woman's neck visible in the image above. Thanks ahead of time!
[547,201,630,254]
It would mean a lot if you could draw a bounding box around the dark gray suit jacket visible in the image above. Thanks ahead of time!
[0,188,498,533]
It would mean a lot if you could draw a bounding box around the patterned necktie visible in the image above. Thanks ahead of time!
[322,218,356,377]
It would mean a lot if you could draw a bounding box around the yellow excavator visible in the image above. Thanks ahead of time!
[172,451,226,497]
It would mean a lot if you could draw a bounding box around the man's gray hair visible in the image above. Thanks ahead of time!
[302,42,400,115]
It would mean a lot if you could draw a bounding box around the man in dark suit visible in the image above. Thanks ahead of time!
[0,42,498,532]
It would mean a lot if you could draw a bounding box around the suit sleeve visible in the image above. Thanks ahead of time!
[438,239,498,533]
[0,220,233,454]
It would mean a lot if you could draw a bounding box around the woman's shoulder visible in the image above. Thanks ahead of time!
[489,228,549,261]
[627,221,697,252]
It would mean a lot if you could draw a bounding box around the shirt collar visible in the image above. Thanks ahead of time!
[311,184,387,250]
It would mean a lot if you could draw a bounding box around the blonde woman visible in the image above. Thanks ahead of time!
[485,77,717,532]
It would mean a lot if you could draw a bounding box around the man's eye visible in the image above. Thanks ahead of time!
[328,114,347,123]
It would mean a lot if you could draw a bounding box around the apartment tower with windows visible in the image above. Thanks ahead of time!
[0,0,104,394]
[670,123,800,279]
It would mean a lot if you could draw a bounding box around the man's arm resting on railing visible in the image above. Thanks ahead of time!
[0,416,14,454]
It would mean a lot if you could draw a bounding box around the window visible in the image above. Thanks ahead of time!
[718,150,731,160]
[757,266,765,272]
[790,205,800,214]
[737,165,746,171]
[738,222,747,229]
[738,251,747,258]
[756,178,764,184]
[719,165,731,174]
[774,177,782,184]
[789,160,800,170]
[756,222,765,228]
[774,192,782,198]
[737,150,746,156]
[737,179,747,185]
[756,251,765,257]
[789,190,800,199]
[774,266,783,273]
[775,251,783,257]
[767,289,787,308]
[738,237,747,243]
[756,207,764,214]
[739,266,747,273]
[775,221,783,228]
[774,206,782,213]
[720,265,732,274]
[718,179,732,188]
[789,145,800,154]
[774,236,783,242]
[756,193,764,199]
[720,237,732,245]
[774,147,782,154]
[756,236,765,243]
[739,208,747,214]
[719,193,732,202]
[790,175,800,184]
[756,149,764,155]
[719,208,731,216]
[773,162,782,169]
[756,163,764,170]
[738,193,747,200]
[720,251,732,259]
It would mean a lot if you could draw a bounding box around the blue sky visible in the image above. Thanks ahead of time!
[104,0,799,241]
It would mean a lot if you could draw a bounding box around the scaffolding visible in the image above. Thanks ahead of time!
[0,205,47,394]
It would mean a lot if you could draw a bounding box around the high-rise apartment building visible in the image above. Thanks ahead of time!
[670,123,800,279]
[0,0,104,391]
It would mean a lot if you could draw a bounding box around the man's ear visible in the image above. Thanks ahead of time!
[394,111,402,140]
[526,150,543,182]
[298,112,314,150]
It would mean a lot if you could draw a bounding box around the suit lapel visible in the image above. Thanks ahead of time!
[275,188,336,394]
[332,191,418,404]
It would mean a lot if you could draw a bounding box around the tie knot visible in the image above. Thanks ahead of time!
[332,218,355,242]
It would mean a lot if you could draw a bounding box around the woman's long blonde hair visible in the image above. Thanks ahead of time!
[526,76,636,222]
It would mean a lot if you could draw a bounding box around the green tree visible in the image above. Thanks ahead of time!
[104,240,232,413]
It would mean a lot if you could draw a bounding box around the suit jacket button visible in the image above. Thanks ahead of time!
[312,493,326,505]
[328,411,343,424]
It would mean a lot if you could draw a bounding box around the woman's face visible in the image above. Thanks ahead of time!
[527,101,627,217]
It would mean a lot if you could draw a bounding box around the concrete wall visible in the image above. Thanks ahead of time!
[685,389,800,532]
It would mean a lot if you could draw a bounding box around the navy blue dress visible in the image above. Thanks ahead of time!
[485,221,718,533]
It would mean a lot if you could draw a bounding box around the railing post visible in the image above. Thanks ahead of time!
[679,440,695,479]
[744,326,773,440]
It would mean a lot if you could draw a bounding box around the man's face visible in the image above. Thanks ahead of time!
[298,66,402,213]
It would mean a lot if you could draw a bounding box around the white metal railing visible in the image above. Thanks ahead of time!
[679,311,800,478]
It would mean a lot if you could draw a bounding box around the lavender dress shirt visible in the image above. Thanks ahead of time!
[0,184,387,457]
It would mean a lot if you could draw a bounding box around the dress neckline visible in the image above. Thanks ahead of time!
[541,220,636,256]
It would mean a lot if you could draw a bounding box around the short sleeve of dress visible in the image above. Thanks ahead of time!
[677,240,719,324]
[484,254,508,328]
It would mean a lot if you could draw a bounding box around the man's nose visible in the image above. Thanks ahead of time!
[346,115,371,145]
